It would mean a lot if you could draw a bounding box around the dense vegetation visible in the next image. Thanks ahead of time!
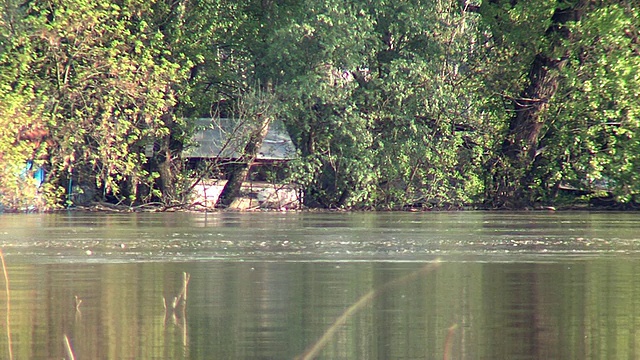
[0,0,638,210]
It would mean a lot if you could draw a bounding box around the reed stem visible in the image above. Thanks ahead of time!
[0,249,13,360]
[443,324,458,360]
[296,259,441,360]
[63,334,76,360]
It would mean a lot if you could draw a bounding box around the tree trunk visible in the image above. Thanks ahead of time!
[216,115,272,208]
[154,113,183,205]
[492,1,589,208]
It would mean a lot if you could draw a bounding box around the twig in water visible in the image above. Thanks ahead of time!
[0,249,13,360]
[74,295,82,313]
[180,272,191,350]
[172,272,191,309]
[295,259,442,360]
[182,272,190,303]
[162,296,169,324]
[163,272,191,325]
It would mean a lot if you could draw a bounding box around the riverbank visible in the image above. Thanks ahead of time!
[50,199,640,213]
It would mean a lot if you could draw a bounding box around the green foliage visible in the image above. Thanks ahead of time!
[543,3,640,203]
[478,0,640,207]
[0,0,187,209]
[270,0,489,208]
[0,1,47,210]
[2,0,638,210]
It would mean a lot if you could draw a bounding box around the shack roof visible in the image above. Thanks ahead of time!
[183,118,297,161]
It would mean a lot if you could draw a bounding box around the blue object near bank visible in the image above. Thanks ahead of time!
[34,166,45,186]
[22,160,45,187]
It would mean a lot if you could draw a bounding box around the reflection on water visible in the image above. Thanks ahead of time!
[3,260,640,359]
[0,212,639,359]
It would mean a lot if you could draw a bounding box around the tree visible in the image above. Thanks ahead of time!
[481,0,640,207]
[0,0,50,210]
[542,2,640,205]
[270,0,488,209]
[0,0,188,209]
[216,87,279,208]
[144,0,249,205]
[484,0,591,207]
[4,0,637,210]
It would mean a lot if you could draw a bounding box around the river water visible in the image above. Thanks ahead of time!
[0,211,639,359]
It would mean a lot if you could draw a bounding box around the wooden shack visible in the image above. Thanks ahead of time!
[183,118,300,210]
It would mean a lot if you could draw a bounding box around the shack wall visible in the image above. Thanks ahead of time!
[191,180,301,210]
